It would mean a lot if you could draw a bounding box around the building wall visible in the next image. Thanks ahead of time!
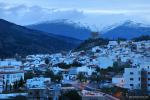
[82,96,105,100]
[124,68,141,89]
[112,77,124,87]
[0,72,24,92]
[0,75,3,93]
[144,69,150,94]
[124,67,150,94]
[3,73,24,85]
[28,89,48,100]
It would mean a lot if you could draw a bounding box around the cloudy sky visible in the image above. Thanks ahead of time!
[0,0,150,30]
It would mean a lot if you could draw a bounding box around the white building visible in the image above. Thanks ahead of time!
[26,77,51,89]
[0,59,22,67]
[0,75,3,93]
[123,66,150,94]
[81,90,105,100]
[0,60,24,93]
[112,75,124,88]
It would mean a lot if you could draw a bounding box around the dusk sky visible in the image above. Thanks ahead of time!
[0,0,150,30]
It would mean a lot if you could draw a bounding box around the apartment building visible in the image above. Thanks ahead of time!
[124,66,150,94]
[0,59,24,93]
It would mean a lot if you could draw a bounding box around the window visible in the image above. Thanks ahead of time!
[7,75,10,78]
[130,84,134,86]
[138,71,141,74]
[130,72,134,75]
[148,72,150,74]
[130,78,134,80]
[148,84,150,86]
[139,78,140,81]
[148,78,150,80]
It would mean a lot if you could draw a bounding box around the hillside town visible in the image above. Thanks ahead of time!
[0,40,149,100]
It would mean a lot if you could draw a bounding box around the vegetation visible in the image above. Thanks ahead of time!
[24,71,35,80]
[3,77,25,93]
[57,61,82,69]
[117,38,127,44]
[112,60,132,74]
[75,38,109,51]
[45,57,50,65]
[11,95,27,100]
[90,72,101,83]
[77,72,87,82]
[132,35,150,41]
[101,86,128,99]
[45,70,63,83]
[59,90,81,100]
[0,19,78,58]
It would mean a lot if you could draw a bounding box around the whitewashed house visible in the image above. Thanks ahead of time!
[0,59,24,93]
[112,75,124,88]
[123,64,150,94]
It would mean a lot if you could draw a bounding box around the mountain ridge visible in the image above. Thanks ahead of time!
[0,19,80,58]
[26,19,92,40]
[102,20,150,39]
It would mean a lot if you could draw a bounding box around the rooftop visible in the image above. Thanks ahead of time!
[27,77,51,89]
[81,90,105,97]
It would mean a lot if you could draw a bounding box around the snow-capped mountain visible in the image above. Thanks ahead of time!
[102,20,150,39]
[26,19,92,40]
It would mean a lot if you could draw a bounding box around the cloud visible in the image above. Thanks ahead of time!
[0,3,84,25]
[1,0,150,30]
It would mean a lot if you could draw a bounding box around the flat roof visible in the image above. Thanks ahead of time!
[82,90,104,97]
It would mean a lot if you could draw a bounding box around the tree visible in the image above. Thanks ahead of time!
[59,90,81,100]
[133,35,150,42]
[24,71,34,80]
[117,38,127,45]
[13,81,17,90]
[77,72,87,82]
[113,61,119,68]
[15,81,18,89]
[12,95,27,100]
[18,77,24,88]
[96,67,101,72]
[5,81,8,91]
[44,70,54,78]
[90,72,101,83]
[10,84,12,91]
[53,72,63,83]
[91,32,99,39]
[45,58,50,65]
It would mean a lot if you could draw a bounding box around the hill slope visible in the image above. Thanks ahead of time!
[102,21,150,39]
[27,19,91,40]
[75,38,109,51]
[0,19,80,58]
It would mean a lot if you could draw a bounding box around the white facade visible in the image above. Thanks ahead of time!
[123,67,150,94]
[124,68,141,89]
[0,59,22,67]
[0,75,3,93]
[26,77,51,89]
[112,75,124,88]
[0,65,24,93]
